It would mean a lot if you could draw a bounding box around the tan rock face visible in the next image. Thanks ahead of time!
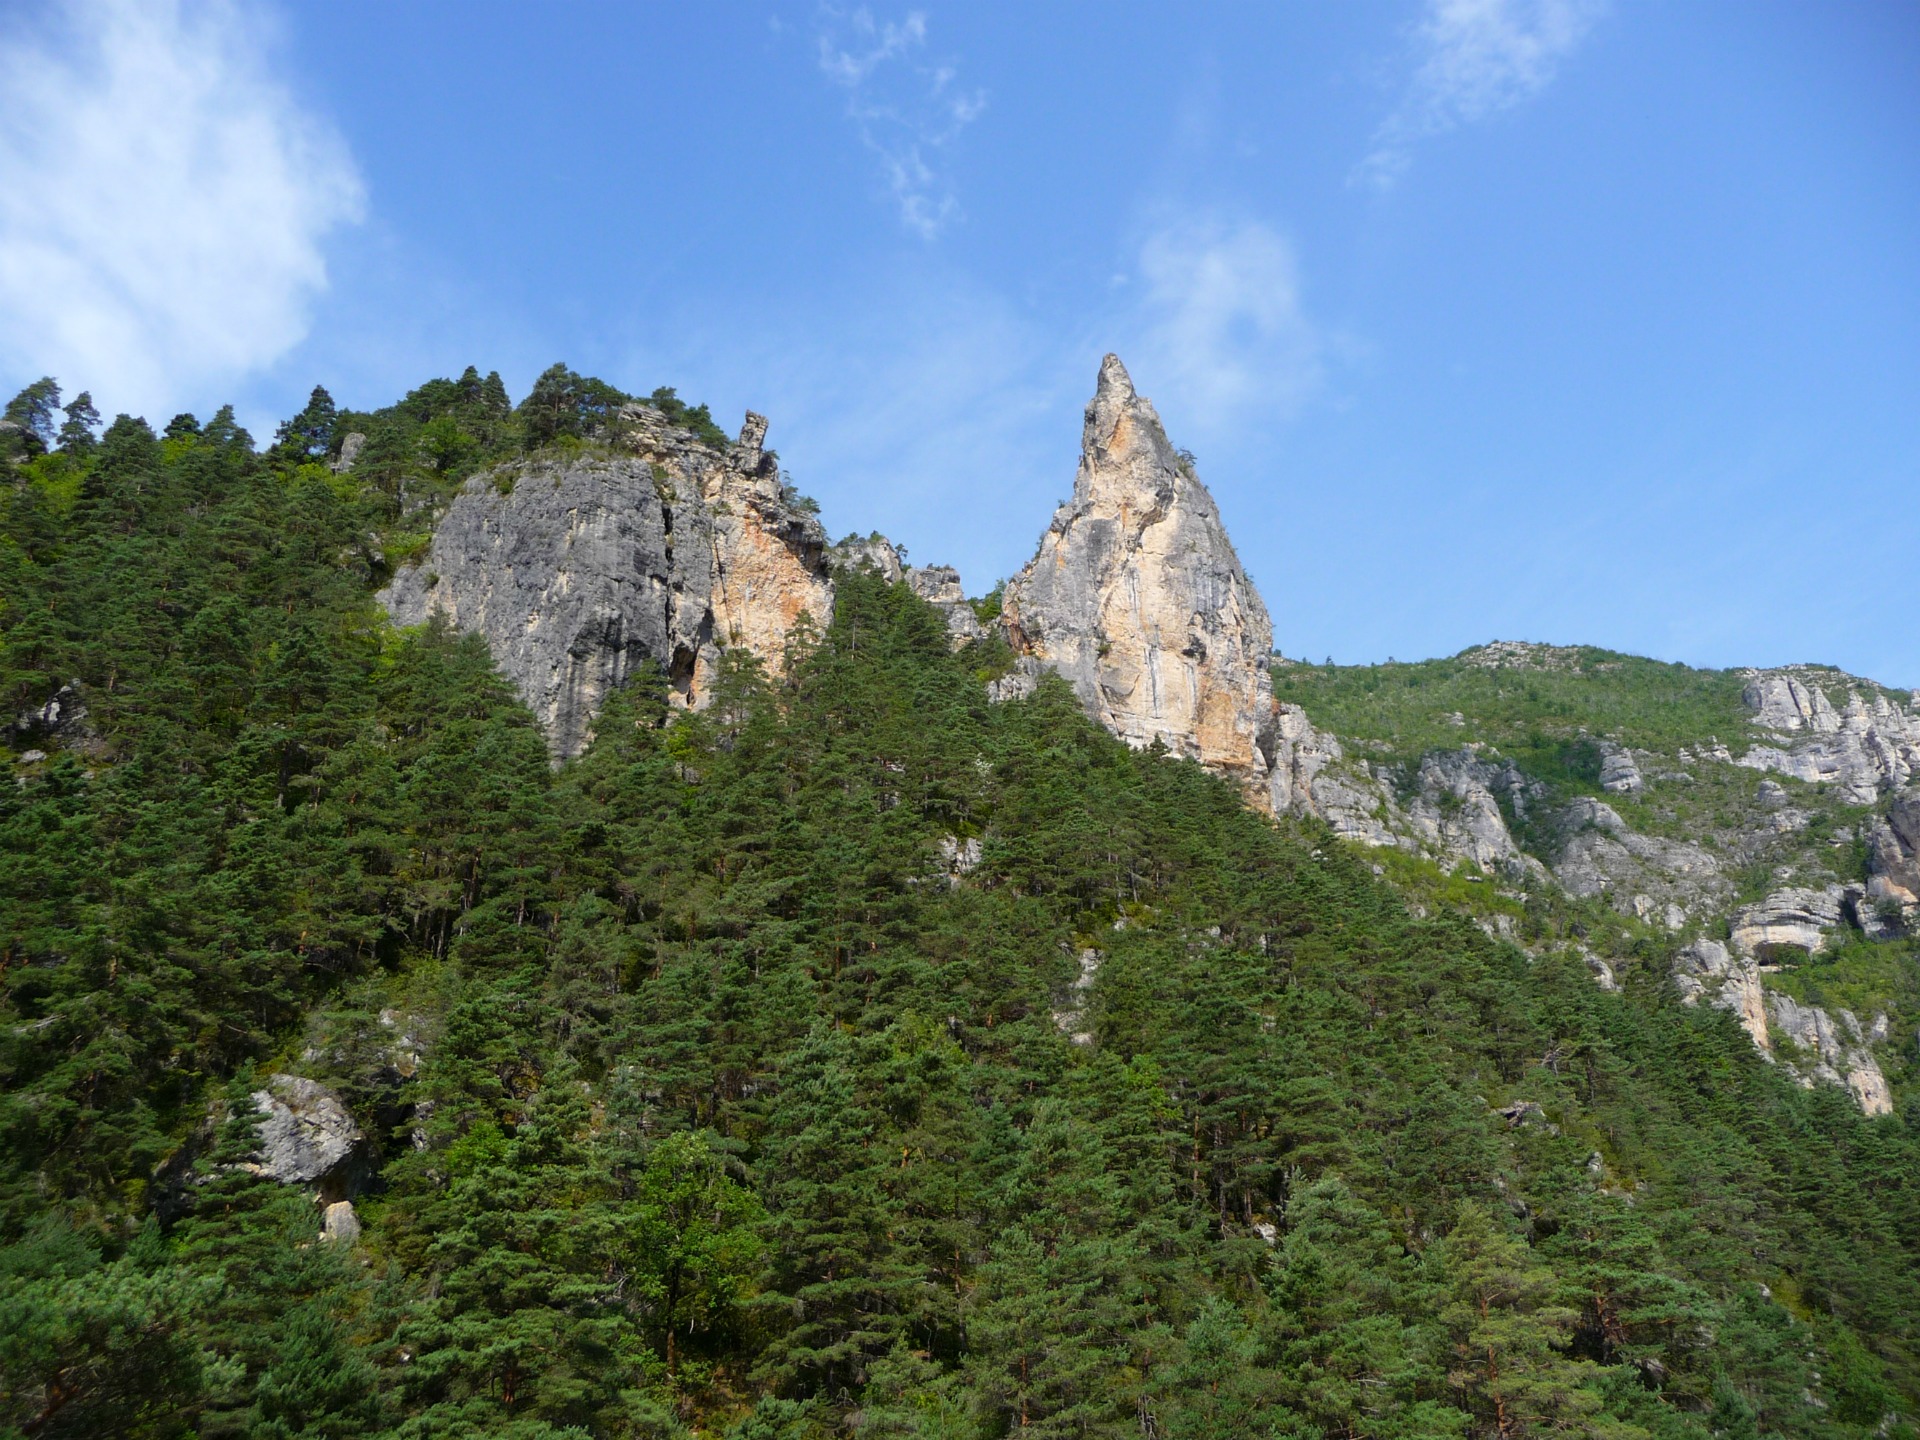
[1001,355,1276,793]
[696,420,833,697]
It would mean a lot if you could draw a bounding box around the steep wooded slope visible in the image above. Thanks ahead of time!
[3,371,1919,1439]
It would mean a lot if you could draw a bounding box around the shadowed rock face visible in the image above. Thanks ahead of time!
[1000,355,1276,792]
[380,408,831,761]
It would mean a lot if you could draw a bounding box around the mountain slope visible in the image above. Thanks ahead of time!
[2,370,1919,1439]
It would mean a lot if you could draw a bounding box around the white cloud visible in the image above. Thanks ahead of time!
[815,7,985,239]
[1125,218,1323,433]
[1357,0,1604,189]
[0,0,364,420]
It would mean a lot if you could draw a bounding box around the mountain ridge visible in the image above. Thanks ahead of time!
[371,357,1919,1117]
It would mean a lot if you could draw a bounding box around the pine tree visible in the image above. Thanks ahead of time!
[1435,1203,1623,1439]
[57,392,100,454]
[757,1026,916,1402]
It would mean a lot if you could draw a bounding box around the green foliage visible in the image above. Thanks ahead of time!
[1272,647,1754,776]
[644,386,730,450]
[519,364,630,451]
[0,376,1916,1439]
[4,376,62,459]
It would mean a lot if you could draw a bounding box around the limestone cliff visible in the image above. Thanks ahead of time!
[1674,940,1891,1116]
[380,407,830,760]
[1736,668,1920,804]
[1000,355,1276,793]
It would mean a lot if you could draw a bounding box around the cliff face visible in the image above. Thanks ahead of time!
[380,407,830,760]
[1000,355,1276,794]
[1735,668,1920,804]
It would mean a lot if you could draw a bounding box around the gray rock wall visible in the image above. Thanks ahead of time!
[1736,669,1920,803]
[380,408,831,760]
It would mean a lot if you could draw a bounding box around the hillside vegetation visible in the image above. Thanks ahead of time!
[2,377,1919,1439]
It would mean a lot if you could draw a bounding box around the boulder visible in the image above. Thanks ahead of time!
[320,1199,361,1245]
[248,1075,362,1187]
[1597,742,1643,795]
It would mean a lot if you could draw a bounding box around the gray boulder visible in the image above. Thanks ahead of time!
[320,1200,361,1244]
[248,1075,361,1187]
[1597,741,1643,795]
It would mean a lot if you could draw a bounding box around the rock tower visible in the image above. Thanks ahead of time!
[999,354,1279,796]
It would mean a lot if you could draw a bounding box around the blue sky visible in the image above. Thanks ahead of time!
[3,1,1916,684]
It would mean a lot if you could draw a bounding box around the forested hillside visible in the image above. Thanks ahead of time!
[3,375,1919,1439]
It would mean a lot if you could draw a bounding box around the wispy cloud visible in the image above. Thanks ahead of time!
[815,7,985,239]
[1123,217,1324,433]
[1357,0,1604,190]
[0,0,364,420]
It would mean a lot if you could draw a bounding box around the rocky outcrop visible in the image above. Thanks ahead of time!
[1267,719,1555,880]
[1673,942,1892,1115]
[1864,791,1920,935]
[1597,742,1643,795]
[1551,797,1727,927]
[1736,669,1920,804]
[1674,939,1770,1051]
[248,1074,362,1188]
[906,565,985,647]
[1000,355,1276,794]
[831,533,903,584]
[1399,750,1540,875]
[7,680,94,753]
[1728,885,1850,959]
[1765,994,1893,1116]
[381,408,831,760]
[332,431,367,473]
[1267,705,1388,842]
[1051,947,1101,1046]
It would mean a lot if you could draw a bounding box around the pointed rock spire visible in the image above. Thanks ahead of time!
[1001,354,1278,794]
